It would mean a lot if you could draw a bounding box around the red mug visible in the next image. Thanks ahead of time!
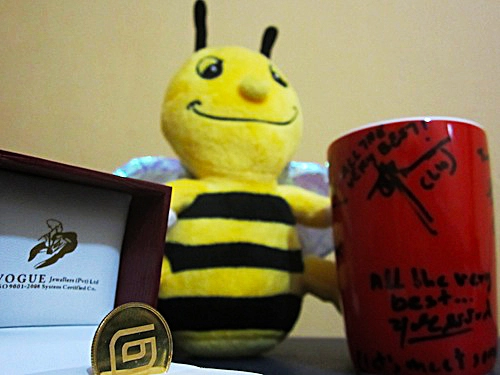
[328,117,497,374]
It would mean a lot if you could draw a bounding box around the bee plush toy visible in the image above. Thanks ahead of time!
[117,0,339,358]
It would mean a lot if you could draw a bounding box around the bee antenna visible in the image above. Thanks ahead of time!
[261,26,278,58]
[194,0,207,51]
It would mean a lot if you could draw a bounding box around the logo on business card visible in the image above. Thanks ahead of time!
[28,219,78,269]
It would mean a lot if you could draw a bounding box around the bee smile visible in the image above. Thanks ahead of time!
[187,100,298,126]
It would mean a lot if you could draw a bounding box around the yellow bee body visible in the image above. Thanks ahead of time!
[159,179,310,356]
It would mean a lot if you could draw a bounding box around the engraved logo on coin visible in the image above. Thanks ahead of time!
[109,324,157,373]
[92,303,172,375]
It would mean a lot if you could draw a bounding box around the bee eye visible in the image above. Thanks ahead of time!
[270,65,288,87]
[196,56,223,79]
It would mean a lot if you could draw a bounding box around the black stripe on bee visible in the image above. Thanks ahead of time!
[166,242,304,272]
[178,192,296,224]
[157,294,302,332]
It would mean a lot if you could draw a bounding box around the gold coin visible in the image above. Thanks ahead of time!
[91,302,173,375]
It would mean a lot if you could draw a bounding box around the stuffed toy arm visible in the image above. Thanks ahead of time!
[276,184,341,309]
[303,255,341,310]
[167,178,208,213]
[165,180,195,229]
[276,184,331,227]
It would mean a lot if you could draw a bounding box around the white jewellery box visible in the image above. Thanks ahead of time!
[0,150,172,374]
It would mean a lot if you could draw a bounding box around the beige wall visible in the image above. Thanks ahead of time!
[1,1,499,338]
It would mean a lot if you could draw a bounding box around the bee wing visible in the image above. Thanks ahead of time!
[114,156,192,184]
[114,156,188,228]
[279,161,334,258]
